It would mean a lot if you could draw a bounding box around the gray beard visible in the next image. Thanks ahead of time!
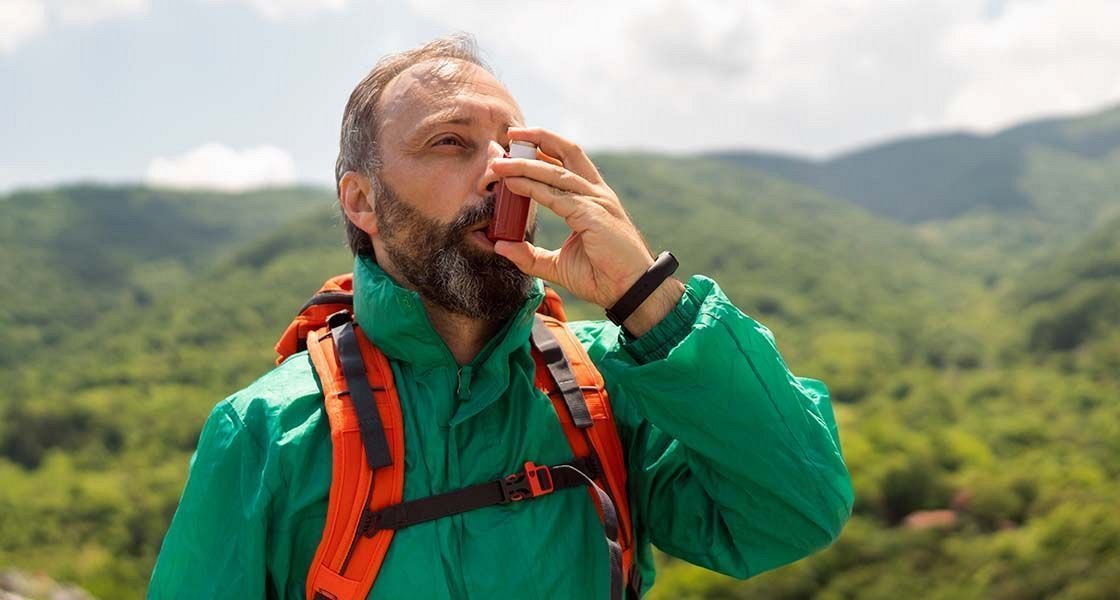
[373,179,537,322]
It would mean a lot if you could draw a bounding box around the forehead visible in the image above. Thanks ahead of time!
[378,59,523,138]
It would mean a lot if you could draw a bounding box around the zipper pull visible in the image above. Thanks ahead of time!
[456,366,472,402]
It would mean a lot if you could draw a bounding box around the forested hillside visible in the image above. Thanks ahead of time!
[710,103,1120,225]
[0,185,329,367]
[1,106,1117,598]
[1014,213,1120,369]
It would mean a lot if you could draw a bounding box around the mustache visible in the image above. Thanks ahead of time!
[448,195,496,237]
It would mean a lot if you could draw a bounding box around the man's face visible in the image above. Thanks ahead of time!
[371,59,538,321]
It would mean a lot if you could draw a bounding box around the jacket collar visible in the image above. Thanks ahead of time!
[351,254,546,373]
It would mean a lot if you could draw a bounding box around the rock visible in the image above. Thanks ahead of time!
[0,570,96,600]
[902,509,959,530]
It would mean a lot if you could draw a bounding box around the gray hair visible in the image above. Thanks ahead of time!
[335,33,492,257]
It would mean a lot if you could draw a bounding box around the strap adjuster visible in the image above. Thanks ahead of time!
[326,309,352,330]
[501,461,555,502]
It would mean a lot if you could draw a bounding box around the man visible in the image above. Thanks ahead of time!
[148,34,852,599]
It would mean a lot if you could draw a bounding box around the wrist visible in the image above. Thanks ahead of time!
[604,251,679,337]
[620,277,685,338]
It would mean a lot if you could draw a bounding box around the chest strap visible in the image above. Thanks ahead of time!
[357,455,627,600]
[361,457,600,533]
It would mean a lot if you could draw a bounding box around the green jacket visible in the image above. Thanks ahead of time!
[147,255,852,599]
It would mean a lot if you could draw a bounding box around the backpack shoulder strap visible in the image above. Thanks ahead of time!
[536,284,568,321]
[530,314,639,598]
[274,273,355,366]
[304,310,405,600]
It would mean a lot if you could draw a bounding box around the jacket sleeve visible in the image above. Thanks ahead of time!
[147,400,274,599]
[578,274,853,580]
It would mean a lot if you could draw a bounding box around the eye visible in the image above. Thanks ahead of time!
[433,135,465,148]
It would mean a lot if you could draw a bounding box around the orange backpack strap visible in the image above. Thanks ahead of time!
[275,273,355,365]
[536,285,568,321]
[304,310,405,600]
[530,314,639,600]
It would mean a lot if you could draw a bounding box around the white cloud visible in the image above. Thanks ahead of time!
[406,0,1120,155]
[202,0,348,21]
[0,0,48,54]
[146,143,298,191]
[939,0,1120,133]
[55,0,147,25]
[6,0,1120,191]
[0,0,147,54]
[404,0,972,153]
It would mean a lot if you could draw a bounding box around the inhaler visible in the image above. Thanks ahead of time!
[486,140,538,242]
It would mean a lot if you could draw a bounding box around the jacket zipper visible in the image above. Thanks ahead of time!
[338,366,469,577]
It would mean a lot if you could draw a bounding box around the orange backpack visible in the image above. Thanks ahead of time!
[274,274,640,600]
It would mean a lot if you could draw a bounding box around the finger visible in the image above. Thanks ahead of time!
[508,127,603,185]
[536,149,564,168]
[503,172,625,224]
[502,176,586,221]
[493,240,560,281]
[492,158,596,196]
[503,176,610,234]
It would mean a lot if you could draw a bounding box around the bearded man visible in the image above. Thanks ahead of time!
[148,34,853,599]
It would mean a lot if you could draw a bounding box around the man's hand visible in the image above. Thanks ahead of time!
[492,127,684,337]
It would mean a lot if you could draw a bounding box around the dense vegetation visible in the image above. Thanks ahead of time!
[0,185,325,368]
[1,107,1117,598]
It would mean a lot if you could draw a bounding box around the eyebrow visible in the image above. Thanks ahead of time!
[408,114,520,143]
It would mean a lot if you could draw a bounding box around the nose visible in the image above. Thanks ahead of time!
[477,140,507,197]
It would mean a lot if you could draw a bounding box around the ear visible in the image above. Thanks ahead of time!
[339,170,379,237]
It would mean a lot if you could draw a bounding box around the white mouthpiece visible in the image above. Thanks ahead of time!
[509,140,537,160]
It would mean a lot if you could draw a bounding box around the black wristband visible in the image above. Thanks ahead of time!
[605,251,679,336]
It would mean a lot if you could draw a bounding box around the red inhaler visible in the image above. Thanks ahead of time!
[486,140,538,242]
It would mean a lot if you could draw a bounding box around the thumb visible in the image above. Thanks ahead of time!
[493,240,559,281]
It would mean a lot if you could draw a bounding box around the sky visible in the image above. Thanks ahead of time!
[1,0,1119,192]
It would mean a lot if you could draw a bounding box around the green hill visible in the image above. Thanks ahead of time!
[709,103,1120,229]
[0,184,333,367]
[1011,213,1120,372]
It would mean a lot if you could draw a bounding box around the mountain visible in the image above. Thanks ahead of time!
[1013,212,1120,365]
[709,103,1120,228]
[0,184,334,367]
[0,199,354,597]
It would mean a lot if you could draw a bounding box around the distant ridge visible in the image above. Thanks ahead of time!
[709,102,1120,223]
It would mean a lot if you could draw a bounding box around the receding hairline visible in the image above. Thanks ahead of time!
[376,57,524,144]
[376,57,515,116]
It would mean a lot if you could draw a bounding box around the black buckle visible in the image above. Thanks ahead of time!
[326,309,352,330]
[500,461,554,502]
